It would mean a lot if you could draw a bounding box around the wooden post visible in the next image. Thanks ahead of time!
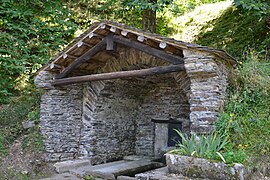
[52,64,185,86]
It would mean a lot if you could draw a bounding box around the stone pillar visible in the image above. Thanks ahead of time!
[35,71,83,161]
[183,53,229,134]
[79,81,105,159]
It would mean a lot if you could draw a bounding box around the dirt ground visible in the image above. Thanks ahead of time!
[0,140,55,180]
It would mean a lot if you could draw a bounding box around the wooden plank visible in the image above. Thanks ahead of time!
[53,64,185,86]
[55,39,106,79]
[106,33,115,51]
[113,36,184,64]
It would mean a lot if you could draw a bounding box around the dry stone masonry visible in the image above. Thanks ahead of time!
[35,50,231,162]
[35,22,234,163]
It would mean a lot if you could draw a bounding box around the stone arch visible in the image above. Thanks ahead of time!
[79,48,192,164]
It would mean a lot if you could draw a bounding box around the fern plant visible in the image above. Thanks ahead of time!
[170,130,228,163]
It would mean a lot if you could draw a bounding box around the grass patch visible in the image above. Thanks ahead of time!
[194,7,267,58]
[0,132,8,155]
[168,1,232,42]
[0,90,40,126]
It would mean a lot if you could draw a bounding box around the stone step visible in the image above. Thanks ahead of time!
[54,159,91,173]
[70,159,165,180]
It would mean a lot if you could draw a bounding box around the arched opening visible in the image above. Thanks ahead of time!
[79,48,191,164]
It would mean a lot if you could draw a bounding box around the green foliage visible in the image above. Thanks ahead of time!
[221,144,248,165]
[170,0,227,15]
[21,126,44,152]
[170,130,228,163]
[216,57,270,159]
[0,132,8,155]
[233,0,270,15]
[124,0,173,11]
[0,0,77,103]
[66,0,142,29]
[0,90,41,154]
[195,6,267,58]
[0,90,40,126]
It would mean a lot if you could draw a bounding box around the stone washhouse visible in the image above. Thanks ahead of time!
[35,21,236,163]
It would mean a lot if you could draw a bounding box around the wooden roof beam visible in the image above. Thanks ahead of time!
[55,39,106,79]
[113,35,184,65]
[52,64,185,86]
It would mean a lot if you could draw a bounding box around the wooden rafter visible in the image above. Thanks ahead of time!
[113,35,184,65]
[52,64,185,86]
[54,33,185,79]
[55,39,106,79]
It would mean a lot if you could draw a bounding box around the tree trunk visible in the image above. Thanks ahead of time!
[142,0,157,33]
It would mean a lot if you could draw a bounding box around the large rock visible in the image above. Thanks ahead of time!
[166,154,246,180]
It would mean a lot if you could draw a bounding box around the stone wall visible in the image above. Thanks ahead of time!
[183,52,230,134]
[79,81,105,159]
[135,75,190,156]
[82,79,141,164]
[35,71,83,161]
[79,75,190,164]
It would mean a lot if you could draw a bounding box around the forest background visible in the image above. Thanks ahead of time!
[0,0,269,178]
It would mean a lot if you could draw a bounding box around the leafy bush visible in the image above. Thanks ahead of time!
[0,90,41,153]
[216,55,270,160]
[170,130,228,163]
[233,0,269,15]
[0,90,40,126]
[0,0,77,103]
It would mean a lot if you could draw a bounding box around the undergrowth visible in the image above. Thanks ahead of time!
[195,7,267,58]
[169,0,270,165]
[0,89,43,156]
[216,57,270,161]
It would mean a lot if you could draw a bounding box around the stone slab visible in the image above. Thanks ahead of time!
[22,120,35,129]
[117,175,136,180]
[123,155,161,162]
[54,159,91,173]
[70,159,164,179]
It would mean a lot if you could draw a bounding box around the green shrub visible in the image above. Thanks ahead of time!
[0,0,77,102]
[170,130,228,163]
[216,56,270,160]
[0,132,7,155]
[233,0,269,15]
[0,90,40,126]
[0,90,41,152]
